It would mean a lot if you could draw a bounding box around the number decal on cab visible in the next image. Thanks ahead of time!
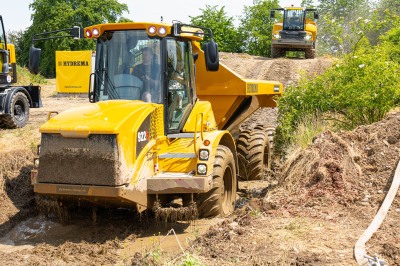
[138,131,148,142]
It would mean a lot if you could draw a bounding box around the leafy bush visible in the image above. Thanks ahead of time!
[15,65,47,85]
[275,44,400,154]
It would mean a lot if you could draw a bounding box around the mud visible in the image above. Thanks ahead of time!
[2,57,399,265]
[38,133,123,186]
[153,200,198,223]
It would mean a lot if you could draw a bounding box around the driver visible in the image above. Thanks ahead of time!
[132,47,160,102]
[289,13,301,27]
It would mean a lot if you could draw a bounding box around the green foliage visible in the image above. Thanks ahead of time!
[190,5,242,52]
[238,0,279,57]
[275,39,400,154]
[179,253,204,266]
[291,114,327,150]
[317,0,371,55]
[15,65,47,85]
[16,0,128,78]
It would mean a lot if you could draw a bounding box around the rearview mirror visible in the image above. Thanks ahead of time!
[270,10,275,19]
[29,45,41,75]
[204,41,219,71]
[314,12,319,20]
[71,26,84,39]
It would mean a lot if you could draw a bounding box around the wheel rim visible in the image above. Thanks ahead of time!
[14,99,26,122]
[221,165,233,215]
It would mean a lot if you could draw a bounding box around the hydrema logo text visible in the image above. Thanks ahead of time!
[58,61,89,67]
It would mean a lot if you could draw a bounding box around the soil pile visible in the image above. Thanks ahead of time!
[270,112,400,264]
[0,149,36,237]
[268,112,400,211]
[193,112,400,265]
[220,52,333,87]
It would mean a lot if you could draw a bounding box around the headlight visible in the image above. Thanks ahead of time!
[199,149,209,161]
[92,28,100,37]
[37,145,41,155]
[273,34,281,39]
[274,85,280,92]
[197,164,207,175]
[305,35,312,41]
[158,26,167,36]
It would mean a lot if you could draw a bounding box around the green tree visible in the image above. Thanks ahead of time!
[369,0,400,45]
[189,5,242,52]
[239,0,279,57]
[316,0,371,55]
[275,26,400,154]
[17,0,128,77]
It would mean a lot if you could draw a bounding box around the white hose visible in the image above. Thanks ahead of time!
[354,159,400,265]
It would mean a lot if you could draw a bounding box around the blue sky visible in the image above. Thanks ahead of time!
[3,0,302,32]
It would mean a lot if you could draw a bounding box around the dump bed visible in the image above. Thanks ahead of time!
[193,43,282,136]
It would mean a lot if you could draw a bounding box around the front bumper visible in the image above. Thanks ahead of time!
[272,39,314,49]
[147,172,213,194]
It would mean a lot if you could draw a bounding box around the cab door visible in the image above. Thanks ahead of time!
[165,38,196,132]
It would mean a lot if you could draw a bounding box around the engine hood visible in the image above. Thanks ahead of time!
[40,100,158,137]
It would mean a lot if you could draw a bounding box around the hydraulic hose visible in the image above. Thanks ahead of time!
[354,158,400,265]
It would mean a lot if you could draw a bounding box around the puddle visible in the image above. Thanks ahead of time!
[0,215,78,252]
[119,218,222,261]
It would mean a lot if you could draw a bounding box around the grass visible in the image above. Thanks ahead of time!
[0,124,41,154]
[293,114,327,149]
[15,65,47,86]
[284,114,328,157]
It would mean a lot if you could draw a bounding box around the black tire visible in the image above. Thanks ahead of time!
[237,126,274,181]
[272,46,283,58]
[196,145,237,218]
[1,92,30,129]
[305,48,316,59]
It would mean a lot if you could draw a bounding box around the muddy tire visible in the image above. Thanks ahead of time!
[272,47,284,58]
[305,48,316,59]
[0,92,30,129]
[196,145,237,218]
[237,126,274,181]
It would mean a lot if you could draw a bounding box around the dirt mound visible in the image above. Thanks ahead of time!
[220,52,333,87]
[192,112,400,265]
[270,130,362,211]
[260,112,400,264]
[268,112,400,208]
[0,149,36,237]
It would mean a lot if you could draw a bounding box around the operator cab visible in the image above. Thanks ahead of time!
[86,22,219,133]
[28,22,219,132]
[91,29,198,131]
[284,10,305,31]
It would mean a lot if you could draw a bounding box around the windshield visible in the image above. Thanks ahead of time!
[94,30,162,103]
[283,10,305,31]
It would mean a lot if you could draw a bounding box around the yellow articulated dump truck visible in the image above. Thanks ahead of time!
[29,21,282,220]
[270,7,318,59]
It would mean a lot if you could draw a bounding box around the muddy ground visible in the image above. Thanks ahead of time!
[1,54,399,265]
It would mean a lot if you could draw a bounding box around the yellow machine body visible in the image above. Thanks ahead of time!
[270,7,318,58]
[32,21,282,213]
